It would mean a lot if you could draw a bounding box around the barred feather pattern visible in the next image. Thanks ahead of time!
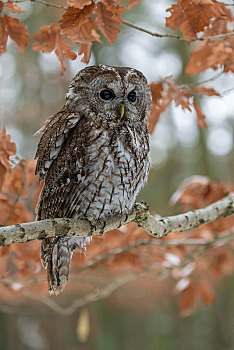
[35,65,152,295]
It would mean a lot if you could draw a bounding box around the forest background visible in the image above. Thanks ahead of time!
[0,0,234,349]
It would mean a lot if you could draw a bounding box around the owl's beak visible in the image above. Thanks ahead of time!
[120,104,125,118]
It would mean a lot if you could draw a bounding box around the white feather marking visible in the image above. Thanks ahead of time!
[56,136,64,147]
[50,148,60,159]
[45,160,52,169]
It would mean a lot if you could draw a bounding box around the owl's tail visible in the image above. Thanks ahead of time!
[41,237,92,295]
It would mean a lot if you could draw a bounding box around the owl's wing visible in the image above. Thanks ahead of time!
[35,112,93,295]
[35,108,82,181]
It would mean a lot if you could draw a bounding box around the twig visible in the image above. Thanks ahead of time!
[13,0,68,9]
[22,264,160,315]
[23,239,217,315]
[76,230,234,273]
[121,20,234,41]
[0,194,233,246]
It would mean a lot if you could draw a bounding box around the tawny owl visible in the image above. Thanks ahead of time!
[35,65,152,295]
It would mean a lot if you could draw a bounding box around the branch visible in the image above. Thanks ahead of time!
[76,230,234,273]
[122,20,234,41]
[22,241,212,315]
[0,194,233,246]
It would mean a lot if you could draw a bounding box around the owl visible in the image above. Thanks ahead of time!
[35,65,152,295]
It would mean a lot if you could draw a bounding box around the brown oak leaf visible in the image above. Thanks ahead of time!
[95,2,124,44]
[0,15,29,54]
[128,0,142,9]
[166,0,225,37]
[193,86,220,97]
[194,104,208,128]
[0,128,16,191]
[199,281,216,305]
[78,42,92,63]
[3,1,24,13]
[186,41,234,74]
[60,4,100,44]
[67,0,92,9]
[179,281,197,316]
[33,23,77,74]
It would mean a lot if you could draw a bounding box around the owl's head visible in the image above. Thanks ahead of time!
[66,65,152,124]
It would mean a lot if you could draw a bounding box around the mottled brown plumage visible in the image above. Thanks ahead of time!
[35,65,152,295]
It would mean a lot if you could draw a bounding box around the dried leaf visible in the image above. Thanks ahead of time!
[60,5,100,44]
[33,23,77,74]
[78,42,92,63]
[199,281,216,305]
[0,16,8,54]
[171,175,234,211]
[179,282,197,316]
[0,128,16,191]
[209,249,233,276]
[0,194,33,226]
[67,0,92,9]
[3,1,24,13]
[96,2,123,44]
[194,104,208,128]
[2,159,37,198]
[193,86,220,96]
[150,82,163,104]
[166,0,225,37]
[0,15,29,54]
[148,82,164,134]
[186,41,234,75]
[128,0,142,9]
[76,308,90,343]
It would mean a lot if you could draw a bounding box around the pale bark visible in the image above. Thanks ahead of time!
[0,193,233,247]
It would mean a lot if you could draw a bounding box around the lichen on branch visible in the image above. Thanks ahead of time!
[0,193,233,247]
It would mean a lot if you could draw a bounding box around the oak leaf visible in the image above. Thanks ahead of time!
[2,159,37,198]
[78,42,92,63]
[0,128,16,191]
[0,15,29,54]
[193,86,220,97]
[67,0,92,9]
[60,5,100,44]
[179,282,197,316]
[171,176,234,234]
[186,8,234,74]
[186,41,234,74]
[96,2,124,45]
[148,82,163,134]
[0,194,33,226]
[3,1,24,13]
[128,0,142,9]
[33,23,77,74]
[194,104,208,128]
[199,281,216,305]
[166,0,224,37]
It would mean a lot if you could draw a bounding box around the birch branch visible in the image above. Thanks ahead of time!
[0,194,233,247]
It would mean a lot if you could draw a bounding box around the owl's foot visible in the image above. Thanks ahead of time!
[87,217,106,236]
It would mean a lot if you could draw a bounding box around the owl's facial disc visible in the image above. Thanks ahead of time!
[87,72,149,123]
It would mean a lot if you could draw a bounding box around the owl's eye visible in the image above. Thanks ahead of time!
[100,89,115,101]
[127,91,136,102]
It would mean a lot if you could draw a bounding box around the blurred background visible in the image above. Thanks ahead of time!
[0,0,234,349]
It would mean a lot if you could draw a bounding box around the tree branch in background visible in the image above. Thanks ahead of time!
[0,193,233,247]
